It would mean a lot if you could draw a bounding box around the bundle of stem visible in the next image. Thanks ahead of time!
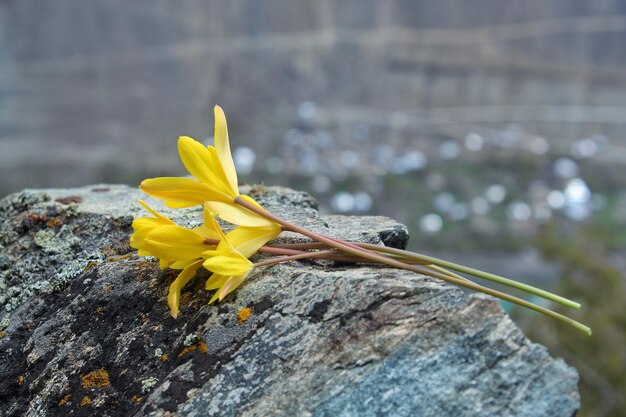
[203,197,591,335]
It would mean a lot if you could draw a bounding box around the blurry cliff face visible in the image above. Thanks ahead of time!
[2,0,626,198]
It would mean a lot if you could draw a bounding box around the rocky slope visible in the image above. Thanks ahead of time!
[0,184,579,417]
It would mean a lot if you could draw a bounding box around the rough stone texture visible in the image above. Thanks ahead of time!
[0,185,579,417]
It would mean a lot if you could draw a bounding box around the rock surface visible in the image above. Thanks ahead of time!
[0,184,579,417]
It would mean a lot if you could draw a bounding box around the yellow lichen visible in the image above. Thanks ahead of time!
[106,253,133,263]
[16,375,26,385]
[0,331,5,340]
[80,396,92,407]
[131,395,143,403]
[58,394,71,406]
[177,339,208,358]
[81,368,110,388]
[237,307,252,324]
[81,261,100,274]
[46,217,63,228]
[160,354,168,362]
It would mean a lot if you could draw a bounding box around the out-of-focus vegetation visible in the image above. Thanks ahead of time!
[520,222,626,417]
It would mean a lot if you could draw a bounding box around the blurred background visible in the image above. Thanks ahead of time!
[1,1,625,414]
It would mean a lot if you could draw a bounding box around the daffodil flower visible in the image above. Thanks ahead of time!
[140,106,274,228]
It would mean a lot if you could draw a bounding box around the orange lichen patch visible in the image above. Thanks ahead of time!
[24,322,32,330]
[58,394,71,406]
[159,354,168,362]
[106,253,134,263]
[177,340,208,358]
[94,306,105,315]
[131,395,143,403]
[81,368,110,389]
[237,307,253,324]
[0,331,6,340]
[16,375,26,385]
[82,261,100,275]
[79,396,92,407]
[46,217,63,228]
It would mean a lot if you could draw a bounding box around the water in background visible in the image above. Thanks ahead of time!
[2,2,625,415]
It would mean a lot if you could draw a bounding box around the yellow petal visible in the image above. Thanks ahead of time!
[178,137,233,195]
[169,259,199,269]
[203,253,252,276]
[214,105,239,195]
[201,204,230,242]
[218,273,250,301]
[160,259,174,270]
[131,219,172,248]
[205,273,228,290]
[140,177,232,206]
[206,201,276,228]
[192,225,221,241]
[208,291,221,304]
[143,225,207,260]
[203,203,217,226]
[226,225,281,258]
[168,260,203,318]
[137,200,174,224]
[132,217,168,234]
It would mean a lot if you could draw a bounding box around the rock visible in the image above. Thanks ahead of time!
[0,184,579,417]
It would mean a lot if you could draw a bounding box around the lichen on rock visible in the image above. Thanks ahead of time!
[0,184,579,417]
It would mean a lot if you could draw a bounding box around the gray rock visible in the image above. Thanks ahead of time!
[0,184,579,417]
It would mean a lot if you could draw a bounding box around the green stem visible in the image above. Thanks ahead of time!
[269,241,580,310]
[358,243,581,310]
[235,197,591,335]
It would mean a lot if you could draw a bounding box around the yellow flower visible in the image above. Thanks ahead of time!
[130,200,178,269]
[203,217,281,303]
[140,106,274,227]
[131,202,217,317]
[130,199,280,317]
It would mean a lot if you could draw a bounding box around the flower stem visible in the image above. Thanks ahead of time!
[253,250,338,267]
[268,241,580,310]
[356,243,581,310]
[234,197,591,335]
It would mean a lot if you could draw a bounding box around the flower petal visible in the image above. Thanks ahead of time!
[140,177,232,206]
[178,136,233,196]
[226,225,281,258]
[130,218,167,248]
[143,225,207,260]
[205,273,228,290]
[218,272,250,301]
[169,259,199,269]
[203,253,252,276]
[168,260,203,318]
[137,200,174,223]
[206,201,276,227]
[214,105,239,195]
[192,225,221,241]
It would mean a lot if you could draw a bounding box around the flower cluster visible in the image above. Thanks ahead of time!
[131,106,590,335]
[130,106,280,317]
